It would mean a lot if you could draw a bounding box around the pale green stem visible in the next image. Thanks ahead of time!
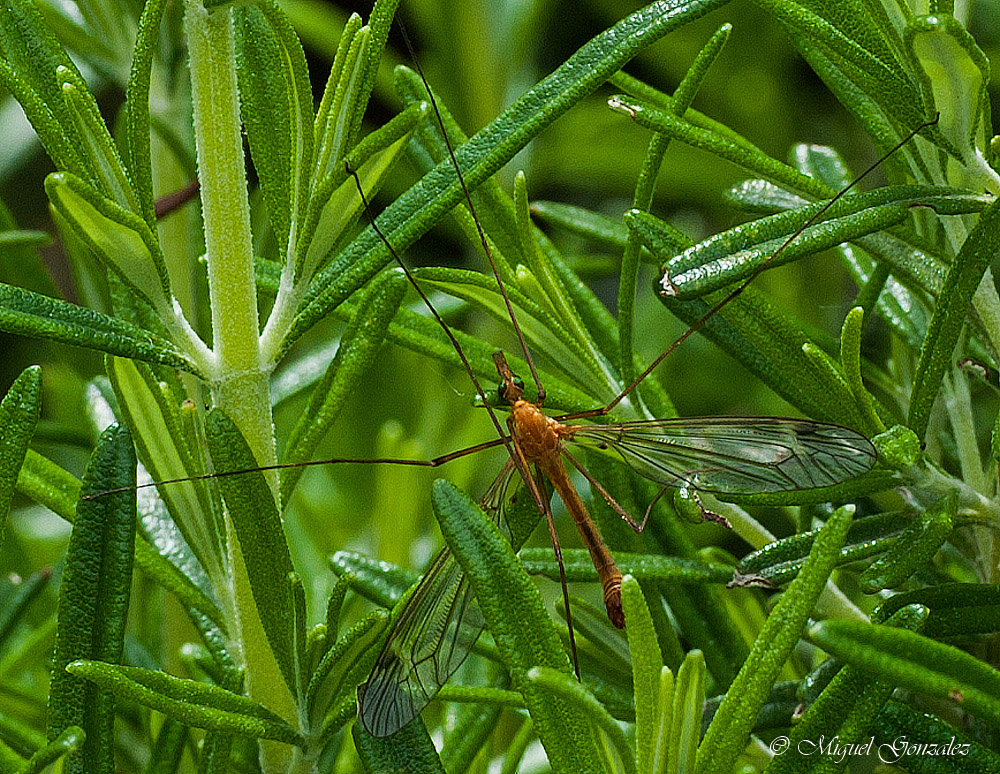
[972,270,1000,363]
[184,5,296,770]
[184,0,276,472]
[943,368,988,495]
[910,460,1000,525]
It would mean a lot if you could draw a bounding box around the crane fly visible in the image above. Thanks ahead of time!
[343,38,943,735]
[347,29,940,738]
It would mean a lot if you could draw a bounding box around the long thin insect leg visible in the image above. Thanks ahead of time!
[396,21,546,405]
[554,115,941,423]
[155,179,200,219]
[639,485,671,532]
[82,435,510,500]
[533,464,580,679]
[561,448,642,532]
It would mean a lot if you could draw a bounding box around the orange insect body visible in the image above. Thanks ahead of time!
[538,455,625,628]
[503,372,625,628]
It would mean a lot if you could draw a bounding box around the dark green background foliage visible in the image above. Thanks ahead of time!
[2,0,1000,772]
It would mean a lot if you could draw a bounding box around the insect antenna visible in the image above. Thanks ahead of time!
[346,166,512,448]
[559,113,941,422]
[396,23,547,404]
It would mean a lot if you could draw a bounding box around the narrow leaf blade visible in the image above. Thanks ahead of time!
[48,424,137,774]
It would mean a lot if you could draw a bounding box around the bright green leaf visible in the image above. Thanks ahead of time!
[696,504,854,774]
[0,366,41,556]
[48,424,136,774]
[66,661,302,746]
[810,619,1000,727]
[205,409,300,703]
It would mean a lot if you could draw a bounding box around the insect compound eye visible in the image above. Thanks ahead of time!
[497,376,525,403]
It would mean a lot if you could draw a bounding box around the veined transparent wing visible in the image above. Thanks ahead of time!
[357,462,519,737]
[566,416,876,494]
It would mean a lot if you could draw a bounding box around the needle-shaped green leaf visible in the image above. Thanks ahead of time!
[0,569,50,651]
[325,289,601,413]
[66,661,302,746]
[14,444,227,634]
[859,492,956,593]
[123,0,169,227]
[45,172,171,315]
[353,714,445,774]
[670,651,705,774]
[0,228,49,250]
[59,74,137,213]
[312,15,366,183]
[909,197,1000,439]
[306,609,387,729]
[560,597,632,684]
[735,510,906,586]
[660,283,886,433]
[297,102,423,284]
[696,504,854,774]
[0,0,90,178]
[643,186,988,298]
[21,726,84,774]
[0,283,195,373]
[906,15,991,178]
[609,96,829,201]
[0,366,41,556]
[619,23,730,391]
[768,604,927,774]
[439,701,506,774]
[414,266,605,398]
[285,0,732,354]
[330,550,418,609]
[205,408,300,707]
[839,306,886,435]
[144,720,187,774]
[876,699,1000,772]
[519,549,732,585]
[431,479,606,774]
[236,1,313,259]
[753,0,928,164]
[622,576,661,774]
[198,732,234,774]
[810,618,1000,727]
[108,356,224,582]
[48,424,136,774]
[515,173,600,366]
[347,0,401,150]
[281,271,405,501]
[725,155,958,356]
[873,582,1000,639]
[527,666,633,774]
[529,201,631,250]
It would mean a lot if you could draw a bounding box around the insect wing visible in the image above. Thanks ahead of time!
[357,464,519,737]
[568,416,876,494]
